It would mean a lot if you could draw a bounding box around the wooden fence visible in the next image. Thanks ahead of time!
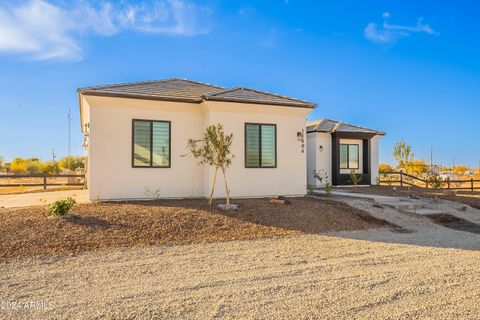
[0,174,85,189]
[379,171,480,191]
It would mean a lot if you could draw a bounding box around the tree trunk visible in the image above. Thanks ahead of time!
[221,167,230,205]
[209,166,219,206]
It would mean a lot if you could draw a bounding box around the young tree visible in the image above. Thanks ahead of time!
[427,174,443,200]
[186,124,234,206]
[393,141,411,169]
[350,170,363,189]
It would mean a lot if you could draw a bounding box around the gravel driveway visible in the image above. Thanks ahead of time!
[1,233,479,319]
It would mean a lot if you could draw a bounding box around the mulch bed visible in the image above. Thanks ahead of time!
[0,197,392,260]
[341,186,480,210]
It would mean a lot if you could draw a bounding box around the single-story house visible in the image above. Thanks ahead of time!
[306,119,384,187]
[78,78,315,200]
[78,78,384,201]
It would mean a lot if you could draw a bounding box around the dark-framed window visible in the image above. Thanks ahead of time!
[339,144,359,169]
[245,123,277,168]
[132,119,171,168]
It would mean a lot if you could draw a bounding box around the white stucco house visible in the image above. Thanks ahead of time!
[306,119,384,187]
[78,78,383,201]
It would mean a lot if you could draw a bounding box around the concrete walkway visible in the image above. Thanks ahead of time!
[313,189,395,201]
[0,189,89,208]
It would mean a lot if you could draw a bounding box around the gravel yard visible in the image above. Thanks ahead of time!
[1,234,479,319]
[0,197,392,260]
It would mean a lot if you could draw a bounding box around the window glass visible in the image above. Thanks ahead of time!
[245,123,276,168]
[133,121,151,167]
[133,120,170,167]
[348,144,359,169]
[152,122,170,167]
[261,125,276,167]
[339,144,348,169]
[245,124,260,167]
[339,144,359,169]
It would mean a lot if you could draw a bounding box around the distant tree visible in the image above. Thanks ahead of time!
[9,158,27,174]
[186,124,234,206]
[409,159,427,175]
[453,166,468,176]
[58,156,85,171]
[393,141,411,170]
[378,163,393,173]
[41,161,60,175]
[0,157,5,172]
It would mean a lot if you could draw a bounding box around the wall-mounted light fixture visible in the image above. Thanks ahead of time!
[319,145,323,152]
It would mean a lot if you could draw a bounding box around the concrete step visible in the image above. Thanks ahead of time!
[374,199,424,211]
[401,208,450,215]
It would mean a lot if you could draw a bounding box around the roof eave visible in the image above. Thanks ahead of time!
[78,90,203,104]
[204,96,316,109]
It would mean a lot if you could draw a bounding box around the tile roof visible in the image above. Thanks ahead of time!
[307,119,385,135]
[203,87,316,108]
[78,78,316,108]
[78,78,225,103]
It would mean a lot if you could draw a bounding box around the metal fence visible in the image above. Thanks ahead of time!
[379,171,480,191]
[0,174,85,189]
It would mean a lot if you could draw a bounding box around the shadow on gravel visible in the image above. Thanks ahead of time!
[427,214,480,235]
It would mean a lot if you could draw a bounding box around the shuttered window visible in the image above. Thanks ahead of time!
[339,144,359,169]
[245,123,276,168]
[133,120,170,168]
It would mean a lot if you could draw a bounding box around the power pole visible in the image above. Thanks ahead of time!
[430,145,433,172]
[68,108,73,170]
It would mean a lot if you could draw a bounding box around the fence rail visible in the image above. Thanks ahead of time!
[379,171,480,191]
[0,174,85,189]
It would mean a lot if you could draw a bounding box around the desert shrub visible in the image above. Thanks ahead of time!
[427,174,443,200]
[48,197,76,216]
[350,170,363,187]
[324,183,333,196]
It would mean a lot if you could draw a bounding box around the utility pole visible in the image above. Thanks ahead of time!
[68,108,73,170]
[52,149,56,162]
[430,145,433,173]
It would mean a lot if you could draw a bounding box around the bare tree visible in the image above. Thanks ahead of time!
[186,124,234,206]
[393,141,411,170]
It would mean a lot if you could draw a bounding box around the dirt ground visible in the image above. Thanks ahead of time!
[0,197,392,260]
[342,185,480,209]
[1,234,479,319]
[0,186,83,195]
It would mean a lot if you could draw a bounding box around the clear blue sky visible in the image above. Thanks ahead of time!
[0,0,479,167]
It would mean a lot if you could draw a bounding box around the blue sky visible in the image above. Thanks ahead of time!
[0,0,479,168]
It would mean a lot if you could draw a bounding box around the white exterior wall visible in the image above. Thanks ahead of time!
[370,135,381,184]
[82,95,311,200]
[307,133,382,186]
[85,95,206,200]
[205,101,310,198]
[306,132,332,186]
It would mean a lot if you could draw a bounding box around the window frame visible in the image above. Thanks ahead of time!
[244,122,277,169]
[132,119,171,168]
[339,143,359,170]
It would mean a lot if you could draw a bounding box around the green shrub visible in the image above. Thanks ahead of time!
[48,197,76,216]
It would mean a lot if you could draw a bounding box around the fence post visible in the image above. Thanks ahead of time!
[43,175,47,190]
[400,172,403,187]
[472,178,474,192]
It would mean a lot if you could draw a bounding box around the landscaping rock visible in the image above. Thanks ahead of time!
[217,203,239,210]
